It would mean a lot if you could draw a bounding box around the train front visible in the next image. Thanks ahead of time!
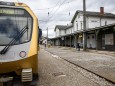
[0,2,38,82]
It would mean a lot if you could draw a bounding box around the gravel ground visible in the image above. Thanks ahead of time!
[51,55,114,86]
[37,48,114,86]
[44,46,115,83]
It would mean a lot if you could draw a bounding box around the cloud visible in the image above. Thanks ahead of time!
[0,0,115,38]
[43,28,55,38]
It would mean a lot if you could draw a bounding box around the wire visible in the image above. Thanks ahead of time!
[34,0,76,11]
[37,13,73,15]
[36,0,76,29]
[39,0,62,27]
[48,0,61,15]
[34,0,61,11]
[42,0,67,28]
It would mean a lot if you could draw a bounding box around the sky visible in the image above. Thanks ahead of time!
[0,0,115,38]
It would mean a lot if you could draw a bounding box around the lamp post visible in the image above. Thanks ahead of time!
[83,0,87,51]
[47,27,48,45]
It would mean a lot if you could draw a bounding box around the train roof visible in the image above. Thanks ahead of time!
[0,1,28,7]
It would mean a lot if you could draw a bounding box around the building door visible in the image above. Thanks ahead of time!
[102,34,105,49]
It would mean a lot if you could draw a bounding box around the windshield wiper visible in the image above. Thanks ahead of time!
[0,25,28,55]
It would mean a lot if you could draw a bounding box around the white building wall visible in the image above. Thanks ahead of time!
[71,27,74,33]
[78,16,83,31]
[55,28,59,37]
[54,12,115,48]
[87,17,100,29]
[73,13,83,32]
[101,18,115,25]
[73,13,115,32]
[87,34,96,48]
[87,17,115,29]
[66,28,71,34]
[60,30,65,36]
[55,40,58,46]
[73,20,76,32]
[55,28,66,37]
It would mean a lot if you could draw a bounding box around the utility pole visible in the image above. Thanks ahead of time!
[83,0,87,51]
[47,27,48,45]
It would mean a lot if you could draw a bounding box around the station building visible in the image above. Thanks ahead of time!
[51,10,115,51]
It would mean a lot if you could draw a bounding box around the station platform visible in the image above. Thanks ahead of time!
[41,45,115,84]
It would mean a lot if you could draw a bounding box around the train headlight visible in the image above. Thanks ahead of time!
[19,51,26,58]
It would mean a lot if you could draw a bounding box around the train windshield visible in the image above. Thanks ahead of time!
[0,7,33,45]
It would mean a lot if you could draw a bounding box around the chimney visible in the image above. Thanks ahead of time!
[100,7,104,15]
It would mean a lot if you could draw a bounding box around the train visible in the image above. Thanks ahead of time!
[0,1,38,82]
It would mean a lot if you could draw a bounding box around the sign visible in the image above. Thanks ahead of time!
[0,8,24,15]
[0,9,14,14]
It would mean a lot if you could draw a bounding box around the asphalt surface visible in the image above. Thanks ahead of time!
[44,46,115,84]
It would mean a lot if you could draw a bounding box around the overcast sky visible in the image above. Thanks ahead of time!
[1,0,115,38]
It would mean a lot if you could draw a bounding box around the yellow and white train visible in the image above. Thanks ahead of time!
[0,1,38,82]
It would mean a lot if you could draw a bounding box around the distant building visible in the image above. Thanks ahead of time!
[51,10,115,51]
[54,25,67,37]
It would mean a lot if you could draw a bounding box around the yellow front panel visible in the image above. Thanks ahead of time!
[0,54,38,75]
